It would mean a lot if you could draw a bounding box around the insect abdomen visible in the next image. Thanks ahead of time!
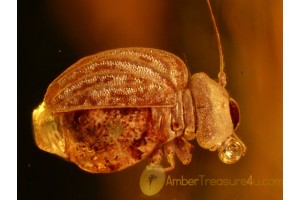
[60,108,163,173]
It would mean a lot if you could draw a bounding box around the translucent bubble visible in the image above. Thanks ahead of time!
[139,164,166,196]
[218,138,244,164]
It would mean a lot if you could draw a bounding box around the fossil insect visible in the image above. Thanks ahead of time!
[32,0,246,173]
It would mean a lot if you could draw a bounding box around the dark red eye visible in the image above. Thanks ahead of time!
[229,98,240,130]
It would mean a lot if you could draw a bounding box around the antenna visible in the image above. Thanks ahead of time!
[206,0,226,87]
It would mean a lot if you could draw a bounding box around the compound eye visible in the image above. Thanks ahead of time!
[218,137,244,164]
[229,98,240,130]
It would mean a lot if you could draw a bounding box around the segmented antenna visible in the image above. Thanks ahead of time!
[206,0,226,87]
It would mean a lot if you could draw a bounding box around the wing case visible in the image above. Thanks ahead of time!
[44,48,188,112]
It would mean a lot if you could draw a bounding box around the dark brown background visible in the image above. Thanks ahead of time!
[19,0,282,199]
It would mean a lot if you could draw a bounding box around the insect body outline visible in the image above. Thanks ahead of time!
[32,0,246,173]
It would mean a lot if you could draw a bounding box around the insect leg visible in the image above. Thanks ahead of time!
[150,148,164,165]
[171,91,184,136]
[150,108,177,172]
[152,107,176,142]
[182,89,196,140]
[162,141,176,172]
[174,137,194,165]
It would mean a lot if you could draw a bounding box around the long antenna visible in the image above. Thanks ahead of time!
[206,0,226,87]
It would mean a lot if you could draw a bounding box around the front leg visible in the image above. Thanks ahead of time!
[182,89,196,140]
[171,91,185,137]
[174,137,194,165]
[149,137,194,172]
[148,104,191,172]
[149,141,176,172]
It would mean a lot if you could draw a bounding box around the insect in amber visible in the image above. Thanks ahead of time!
[32,0,246,173]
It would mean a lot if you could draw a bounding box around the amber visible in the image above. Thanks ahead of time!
[32,47,246,172]
[32,0,246,173]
